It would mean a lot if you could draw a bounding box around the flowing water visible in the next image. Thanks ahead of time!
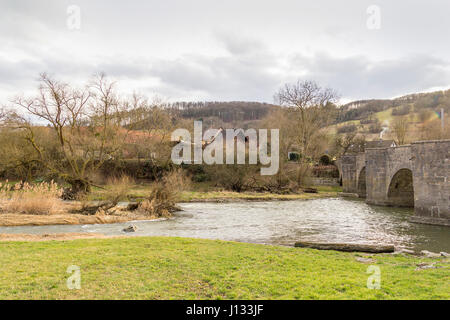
[1,198,449,252]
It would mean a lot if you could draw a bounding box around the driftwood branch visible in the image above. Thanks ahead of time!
[294,241,395,253]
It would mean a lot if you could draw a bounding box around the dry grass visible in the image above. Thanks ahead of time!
[103,175,134,205]
[138,170,189,217]
[77,175,134,215]
[0,180,63,215]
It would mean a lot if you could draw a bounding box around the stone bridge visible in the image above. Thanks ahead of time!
[338,140,450,226]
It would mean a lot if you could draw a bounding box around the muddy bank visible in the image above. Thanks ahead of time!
[0,232,117,241]
[0,213,157,227]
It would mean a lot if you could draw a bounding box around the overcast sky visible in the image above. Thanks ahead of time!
[1,0,450,104]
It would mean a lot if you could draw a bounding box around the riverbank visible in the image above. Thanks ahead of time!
[0,232,110,241]
[0,212,155,226]
[179,187,340,202]
[0,236,448,299]
[89,184,342,202]
[0,186,341,226]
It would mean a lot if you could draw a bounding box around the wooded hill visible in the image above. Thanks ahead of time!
[167,101,279,128]
[337,89,450,123]
[166,89,450,129]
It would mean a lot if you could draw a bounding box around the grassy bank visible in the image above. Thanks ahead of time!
[89,183,342,202]
[0,237,447,299]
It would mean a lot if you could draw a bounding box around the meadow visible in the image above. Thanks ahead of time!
[0,237,448,299]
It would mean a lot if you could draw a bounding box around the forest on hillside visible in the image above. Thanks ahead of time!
[337,90,450,123]
[168,101,279,125]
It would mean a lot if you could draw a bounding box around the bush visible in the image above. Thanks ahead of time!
[418,109,433,122]
[360,119,377,125]
[0,180,63,215]
[337,124,357,134]
[368,122,382,133]
[207,164,254,192]
[182,164,210,182]
[99,159,173,181]
[391,105,411,116]
[137,170,189,217]
[103,175,134,206]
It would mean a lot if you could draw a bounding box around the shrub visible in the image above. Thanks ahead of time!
[75,175,135,215]
[0,180,63,215]
[418,109,433,122]
[104,175,134,206]
[337,124,357,134]
[391,105,411,116]
[360,119,377,125]
[137,170,189,217]
[368,121,382,133]
[207,164,254,192]
[294,162,313,187]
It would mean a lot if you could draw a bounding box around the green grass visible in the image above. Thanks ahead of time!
[179,187,340,202]
[0,237,448,299]
[89,182,342,202]
[326,107,429,141]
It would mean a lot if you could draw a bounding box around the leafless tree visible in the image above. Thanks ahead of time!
[275,80,339,158]
[331,132,366,157]
[391,116,409,145]
[10,73,135,197]
[0,107,6,124]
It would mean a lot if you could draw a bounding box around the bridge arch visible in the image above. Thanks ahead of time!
[387,168,414,207]
[357,167,366,198]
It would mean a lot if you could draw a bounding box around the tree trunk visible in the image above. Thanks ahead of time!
[294,241,395,253]
[62,178,91,200]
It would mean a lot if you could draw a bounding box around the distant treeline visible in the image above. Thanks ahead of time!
[164,89,450,127]
[167,101,279,123]
[336,89,450,123]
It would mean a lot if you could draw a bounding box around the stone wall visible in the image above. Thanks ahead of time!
[311,177,340,186]
[365,148,388,205]
[365,145,412,206]
[339,140,449,226]
[341,153,365,194]
[410,140,450,225]
[340,154,357,193]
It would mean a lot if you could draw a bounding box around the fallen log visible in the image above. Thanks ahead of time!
[302,187,318,193]
[294,241,395,253]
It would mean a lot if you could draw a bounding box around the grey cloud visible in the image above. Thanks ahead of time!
[2,0,450,103]
[214,31,266,55]
[150,36,283,101]
[290,53,450,100]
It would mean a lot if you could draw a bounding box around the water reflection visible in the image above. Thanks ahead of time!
[0,198,448,252]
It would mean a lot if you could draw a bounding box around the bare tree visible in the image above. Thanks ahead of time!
[11,73,135,197]
[275,80,339,158]
[391,116,409,145]
[0,107,6,124]
[331,132,366,157]
[122,93,178,168]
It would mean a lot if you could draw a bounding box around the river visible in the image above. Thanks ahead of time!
[1,198,449,252]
